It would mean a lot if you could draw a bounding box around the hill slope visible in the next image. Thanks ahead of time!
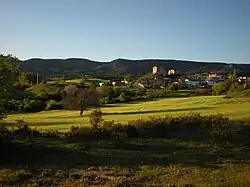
[20,58,250,76]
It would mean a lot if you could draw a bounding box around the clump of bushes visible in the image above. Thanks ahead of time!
[67,109,139,142]
[23,100,46,113]
[189,89,212,96]
[227,89,250,98]
[66,110,230,144]
[46,100,64,110]
[129,113,230,141]
[2,110,250,148]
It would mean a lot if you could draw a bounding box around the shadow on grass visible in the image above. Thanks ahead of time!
[31,121,77,127]
[1,136,249,170]
[102,106,214,116]
[43,106,215,120]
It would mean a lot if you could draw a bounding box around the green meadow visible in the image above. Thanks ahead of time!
[5,96,250,131]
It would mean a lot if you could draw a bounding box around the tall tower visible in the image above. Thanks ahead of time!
[153,66,158,74]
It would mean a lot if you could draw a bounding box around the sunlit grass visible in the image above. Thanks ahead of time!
[5,95,250,131]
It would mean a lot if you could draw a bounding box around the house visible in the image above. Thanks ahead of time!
[168,69,176,75]
[185,79,201,87]
[121,80,129,84]
[208,73,222,80]
[112,81,124,87]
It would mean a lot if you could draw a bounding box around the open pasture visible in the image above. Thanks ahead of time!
[5,96,250,131]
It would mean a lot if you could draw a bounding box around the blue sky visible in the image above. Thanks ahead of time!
[1,0,250,63]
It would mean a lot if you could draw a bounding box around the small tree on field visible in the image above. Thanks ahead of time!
[63,86,100,116]
[89,108,103,129]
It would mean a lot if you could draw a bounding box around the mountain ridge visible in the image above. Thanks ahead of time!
[20,58,250,76]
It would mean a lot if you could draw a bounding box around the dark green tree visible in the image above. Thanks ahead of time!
[0,54,21,119]
[168,83,179,92]
[64,87,100,116]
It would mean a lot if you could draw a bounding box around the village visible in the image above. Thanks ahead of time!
[98,65,250,90]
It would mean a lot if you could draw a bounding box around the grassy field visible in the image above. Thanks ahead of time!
[46,78,109,85]
[2,95,250,186]
[5,95,250,131]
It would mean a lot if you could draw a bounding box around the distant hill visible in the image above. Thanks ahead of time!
[20,58,250,76]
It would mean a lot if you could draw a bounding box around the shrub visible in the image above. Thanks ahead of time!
[67,126,110,141]
[135,88,146,97]
[124,124,138,138]
[118,92,127,102]
[102,120,127,140]
[227,89,250,98]
[35,88,62,102]
[14,120,40,139]
[167,83,179,92]
[189,89,212,96]
[212,80,232,95]
[46,100,63,110]
[145,89,170,99]
[23,100,46,112]
[210,114,229,144]
[129,113,230,139]
[89,108,103,129]
[0,106,6,120]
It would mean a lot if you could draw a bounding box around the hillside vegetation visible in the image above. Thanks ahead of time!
[20,58,250,76]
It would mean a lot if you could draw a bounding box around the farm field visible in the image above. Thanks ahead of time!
[5,95,250,131]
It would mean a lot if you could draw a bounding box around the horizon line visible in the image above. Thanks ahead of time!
[21,57,250,65]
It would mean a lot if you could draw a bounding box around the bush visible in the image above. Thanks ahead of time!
[124,124,139,138]
[23,100,46,112]
[227,89,250,98]
[129,113,230,139]
[167,83,179,92]
[2,99,24,113]
[46,100,63,110]
[145,89,170,99]
[89,108,103,129]
[0,106,6,120]
[212,80,232,95]
[118,92,127,102]
[13,120,41,138]
[189,89,212,96]
[67,126,110,141]
[35,89,62,102]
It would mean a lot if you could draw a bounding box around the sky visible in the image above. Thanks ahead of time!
[1,0,250,63]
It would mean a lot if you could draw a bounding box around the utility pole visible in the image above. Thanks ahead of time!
[36,73,39,84]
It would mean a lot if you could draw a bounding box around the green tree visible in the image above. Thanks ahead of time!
[64,87,100,116]
[228,69,238,83]
[98,86,115,103]
[89,108,103,129]
[0,54,21,119]
[168,83,179,92]
[212,79,234,95]
[124,74,134,83]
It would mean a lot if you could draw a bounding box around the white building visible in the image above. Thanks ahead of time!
[185,79,200,87]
